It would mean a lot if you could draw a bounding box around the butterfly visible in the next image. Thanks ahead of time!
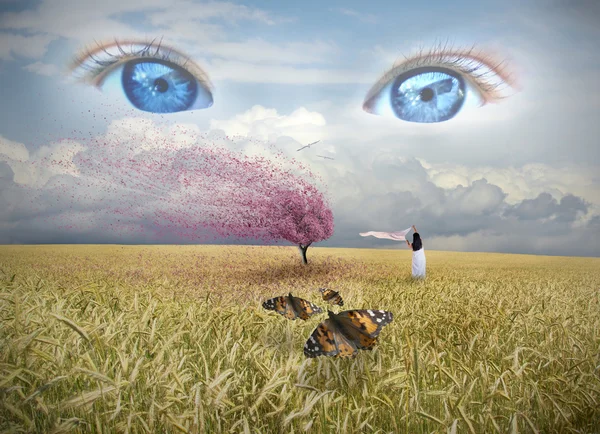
[262,293,323,320]
[318,287,344,306]
[304,309,394,358]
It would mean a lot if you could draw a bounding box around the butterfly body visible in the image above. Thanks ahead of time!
[304,309,394,358]
[319,287,344,306]
[262,293,323,320]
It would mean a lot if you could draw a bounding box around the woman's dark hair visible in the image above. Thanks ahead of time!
[412,233,423,251]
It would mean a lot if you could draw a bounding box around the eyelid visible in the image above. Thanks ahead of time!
[69,38,214,91]
[363,42,519,112]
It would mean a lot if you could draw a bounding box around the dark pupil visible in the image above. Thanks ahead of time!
[153,78,169,93]
[419,87,434,102]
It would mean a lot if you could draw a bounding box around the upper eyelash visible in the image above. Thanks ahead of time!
[364,40,518,106]
[69,37,213,90]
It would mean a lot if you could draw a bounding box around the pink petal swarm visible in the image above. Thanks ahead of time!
[44,126,334,250]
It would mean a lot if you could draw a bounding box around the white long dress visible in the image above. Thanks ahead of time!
[412,248,426,278]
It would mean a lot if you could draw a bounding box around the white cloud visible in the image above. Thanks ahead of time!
[445,179,507,216]
[0,1,153,41]
[0,33,57,60]
[209,105,326,144]
[146,1,277,27]
[424,228,597,257]
[0,0,344,83]
[0,136,28,161]
[0,135,85,188]
[156,23,227,45]
[203,58,373,84]
[0,0,282,55]
[206,104,599,211]
[420,160,600,208]
[330,8,377,24]
[23,61,60,76]
[204,106,599,242]
[194,39,339,65]
[1,108,597,255]
[104,117,204,155]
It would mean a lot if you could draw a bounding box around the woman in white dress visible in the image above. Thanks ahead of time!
[406,225,426,279]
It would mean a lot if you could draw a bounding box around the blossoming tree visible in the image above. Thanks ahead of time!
[56,130,333,264]
[192,150,335,265]
[264,186,334,264]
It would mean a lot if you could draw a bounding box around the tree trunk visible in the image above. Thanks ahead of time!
[298,243,311,265]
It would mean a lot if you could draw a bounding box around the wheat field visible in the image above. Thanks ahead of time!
[0,245,599,433]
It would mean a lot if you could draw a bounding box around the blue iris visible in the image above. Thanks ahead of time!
[121,60,212,113]
[390,67,466,123]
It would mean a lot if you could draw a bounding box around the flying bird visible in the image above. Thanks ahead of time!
[317,155,334,160]
[296,140,321,152]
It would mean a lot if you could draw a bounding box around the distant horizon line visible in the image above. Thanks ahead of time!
[1,243,598,259]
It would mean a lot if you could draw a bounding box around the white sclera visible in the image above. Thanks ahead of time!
[99,62,213,113]
[368,71,485,123]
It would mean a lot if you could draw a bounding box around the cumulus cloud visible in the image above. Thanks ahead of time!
[419,161,599,209]
[23,61,60,76]
[102,117,205,155]
[210,105,326,144]
[189,106,600,255]
[1,107,598,256]
[424,228,597,257]
[0,0,277,36]
[0,0,285,64]
[444,179,507,216]
[504,192,591,224]
[326,155,597,255]
[0,135,84,188]
[553,194,589,222]
[0,0,365,84]
[196,106,597,256]
[0,32,57,61]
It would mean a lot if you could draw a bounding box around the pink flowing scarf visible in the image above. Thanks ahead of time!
[359,227,412,241]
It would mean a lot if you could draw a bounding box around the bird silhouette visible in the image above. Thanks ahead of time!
[296,140,321,151]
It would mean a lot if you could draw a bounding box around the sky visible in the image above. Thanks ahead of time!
[0,0,599,256]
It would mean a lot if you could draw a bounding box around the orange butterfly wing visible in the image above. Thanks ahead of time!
[263,294,323,321]
[304,319,359,358]
[356,334,378,350]
[332,329,359,358]
[337,310,393,338]
[304,320,338,357]
[293,296,324,320]
[319,288,344,306]
[262,296,288,317]
[333,310,393,351]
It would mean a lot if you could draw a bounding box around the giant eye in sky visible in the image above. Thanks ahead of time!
[363,43,518,123]
[69,38,214,114]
